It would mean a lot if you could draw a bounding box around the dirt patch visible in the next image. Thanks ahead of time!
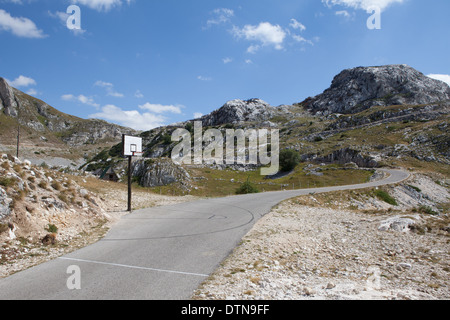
[193,174,449,300]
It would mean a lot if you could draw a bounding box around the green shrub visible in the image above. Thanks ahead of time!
[46,224,58,234]
[407,185,421,193]
[374,189,398,206]
[235,178,259,195]
[279,149,301,172]
[419,206,438,216]
[162,134,172,145]
[0,177,15,188]
[314,136,323,142]
[40,162,49,169]
[185,122,194,132]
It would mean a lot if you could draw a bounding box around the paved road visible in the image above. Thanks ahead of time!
[0,169,409,300]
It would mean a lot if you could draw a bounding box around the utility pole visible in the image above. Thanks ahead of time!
[16,100,20,159]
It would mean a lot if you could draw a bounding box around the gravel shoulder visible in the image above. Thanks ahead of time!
[193,173,450,300]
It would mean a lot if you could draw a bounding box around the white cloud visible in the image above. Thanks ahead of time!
[193,113,203,119]
[89,104,166,131]
[427,74,450,87]
[77,95,97,106]
[292,34,314,45]
[7,75,36,87]
[139,103,182,114]
[287,19,314,46]
[94,80,113,87]
[322,0,404,11]
[197,75,212,81]
[206,8,234,27]
[233,22,287,53]
[134,90,144,98]
[61,94,75,100]
[246,45,260,54]
[94,80,124,98]
[26,88,38,96]
[70,0,132,12]
[223,57,233,64]
[289,19,306,31]
[335,10,352,18]
[0,9,46,38]
[61,94,100,108]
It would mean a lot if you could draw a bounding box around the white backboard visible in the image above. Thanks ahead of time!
[123,135,143,157]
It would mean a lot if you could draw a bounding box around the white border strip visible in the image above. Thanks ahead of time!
[59,257,208,277]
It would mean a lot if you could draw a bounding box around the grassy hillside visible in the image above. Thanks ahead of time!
[0,89,136,165]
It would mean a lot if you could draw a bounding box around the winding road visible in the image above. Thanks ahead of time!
[0,169,409,300]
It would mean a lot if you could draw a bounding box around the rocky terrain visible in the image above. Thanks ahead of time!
[301,64,450,115]
[193,172,449,300]
[1,64,449,300]
[82,64,449,189]
[198,98,292,127]
[0,153,195,278]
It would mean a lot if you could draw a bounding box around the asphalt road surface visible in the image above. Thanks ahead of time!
[0,169,409,300]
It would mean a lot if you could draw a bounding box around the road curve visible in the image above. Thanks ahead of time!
[0,169,409,300]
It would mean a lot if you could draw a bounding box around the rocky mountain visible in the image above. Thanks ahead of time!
[0,77,136,147]
[199,98,291,126]
[302,64,450,115]
[17,64,448,189]
[85,65,448,187]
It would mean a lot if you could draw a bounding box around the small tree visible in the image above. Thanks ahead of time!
[279,149,301,172]
[235,177,259,195]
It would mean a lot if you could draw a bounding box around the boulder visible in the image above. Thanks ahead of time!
[378,216,417,232]
[0,187,12,220]
[132,158,191,189]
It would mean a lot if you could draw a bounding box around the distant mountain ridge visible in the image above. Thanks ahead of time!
[301,64,450,115]
[77,64,449,188]
[0,77,137,147]
[2,64,449,174]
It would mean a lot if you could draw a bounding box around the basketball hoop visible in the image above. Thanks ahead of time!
[122,135,144,212]
[123,135,143,157]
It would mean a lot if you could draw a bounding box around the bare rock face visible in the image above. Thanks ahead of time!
[313,148,379,168]
[132,158,191,189]
[200,98,280,126]
[302,64,450,115]
[0,187,12,220]
[0,78,18,117]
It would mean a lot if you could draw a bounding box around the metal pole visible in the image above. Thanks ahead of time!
[127,155,132,212]
[16,101,20,159]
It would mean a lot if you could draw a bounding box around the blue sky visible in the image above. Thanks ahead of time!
[1,0,449,131]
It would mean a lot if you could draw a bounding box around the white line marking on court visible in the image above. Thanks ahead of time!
[58,257,208,277]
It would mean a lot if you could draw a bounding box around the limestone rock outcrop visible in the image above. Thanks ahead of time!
[302,64,450,115]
